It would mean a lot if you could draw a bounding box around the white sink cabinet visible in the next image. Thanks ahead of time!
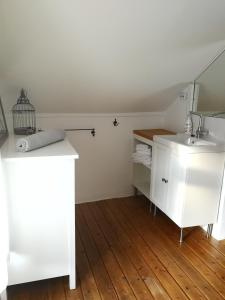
[151,135,225,239]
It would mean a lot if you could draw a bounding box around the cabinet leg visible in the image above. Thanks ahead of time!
[149,201,152,213]
[69,272,76,290]
[210,224,213,236]
[207,224,213,238]
[206,224,210,238]
[153,205,157,216]
[179,228,183,243]
[134,187,138,197]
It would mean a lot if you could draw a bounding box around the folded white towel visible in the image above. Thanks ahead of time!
[136,144,149,151]
[16,129,65,152]
[136,144,151,155]
[132,152,152,167]
[132,153,150,159]
[142,161,152,169]
[137,149,151,155]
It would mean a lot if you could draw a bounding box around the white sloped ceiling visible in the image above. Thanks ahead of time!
[0,0,225,113]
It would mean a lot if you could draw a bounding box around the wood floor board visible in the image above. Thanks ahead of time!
[79,204,136,300]
[47,277,66,300]
[77,209,118,300]
[7,283,36,300]
[184,237,225,282]
[190,229,225,269]
[7,196,225,300]
[149,199,225,268]
[118,199,211,300]
[63,276,84,300]
[105,200,189,300]
[207,236,225,256]
[98,201,171,300]
[141,199,225,299]
[90,202,155,300]
[76,230,101,300]
[106,199,223,300]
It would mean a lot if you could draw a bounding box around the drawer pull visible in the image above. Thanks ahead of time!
[162,178,168,183]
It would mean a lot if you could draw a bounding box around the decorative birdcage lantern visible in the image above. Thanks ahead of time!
[12,89,36,135]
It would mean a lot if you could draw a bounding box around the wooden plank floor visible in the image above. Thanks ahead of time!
[7,196,225,299]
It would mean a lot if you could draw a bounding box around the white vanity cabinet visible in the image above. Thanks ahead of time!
[151,138,225,229]
[2,137,79,289]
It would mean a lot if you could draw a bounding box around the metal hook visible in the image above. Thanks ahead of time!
[113,118,119,127]
[91,128,96,136]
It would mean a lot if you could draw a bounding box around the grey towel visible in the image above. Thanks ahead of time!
[16,129,66,152]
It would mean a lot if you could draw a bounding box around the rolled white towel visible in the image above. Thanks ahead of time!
[16,129,66,152]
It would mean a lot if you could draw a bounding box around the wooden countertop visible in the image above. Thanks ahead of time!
[133,129,175,141]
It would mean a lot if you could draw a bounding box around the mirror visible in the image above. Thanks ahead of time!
[193,49,225,118]
[0,98,8,148]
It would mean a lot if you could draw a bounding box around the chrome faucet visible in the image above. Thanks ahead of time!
[190,112,209,138]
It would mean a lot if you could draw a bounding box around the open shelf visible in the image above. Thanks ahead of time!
[133,163,151,198]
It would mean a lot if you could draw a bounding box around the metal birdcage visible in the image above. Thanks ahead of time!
[12,89,36,135]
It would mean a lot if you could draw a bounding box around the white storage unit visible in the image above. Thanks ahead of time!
[151,136,225,233]
[133,134,153,199]
[132,129,174,200]
[2,137,79,289]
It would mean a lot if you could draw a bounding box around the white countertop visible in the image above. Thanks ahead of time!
[1,135,79,161]
[153,133,225,154]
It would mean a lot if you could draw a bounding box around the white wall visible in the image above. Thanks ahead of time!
[1,0,225,113]
[164,84,194,132]
[6,112,164,203]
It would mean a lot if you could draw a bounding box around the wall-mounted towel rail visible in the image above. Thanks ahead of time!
[65,128,96,136]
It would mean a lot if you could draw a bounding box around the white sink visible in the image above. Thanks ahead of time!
[153,133,225,153]
[185,137,217,146]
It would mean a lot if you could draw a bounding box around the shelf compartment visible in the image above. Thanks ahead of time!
[133,163,151,198]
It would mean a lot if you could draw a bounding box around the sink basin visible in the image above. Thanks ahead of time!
[185,137,217,146]
[153,133,225,153]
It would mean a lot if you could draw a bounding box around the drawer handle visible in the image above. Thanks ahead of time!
[162,178,168,183]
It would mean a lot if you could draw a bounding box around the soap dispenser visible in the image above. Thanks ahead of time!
[184,112,193,135]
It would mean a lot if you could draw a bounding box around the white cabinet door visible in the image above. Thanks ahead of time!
[151,143,170,213]
[181,153,224,227]
[166,152,186,226]
[5,158,75,286]
[152,143,187,224]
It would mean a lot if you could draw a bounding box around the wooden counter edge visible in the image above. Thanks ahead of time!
[133,129,175,141]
